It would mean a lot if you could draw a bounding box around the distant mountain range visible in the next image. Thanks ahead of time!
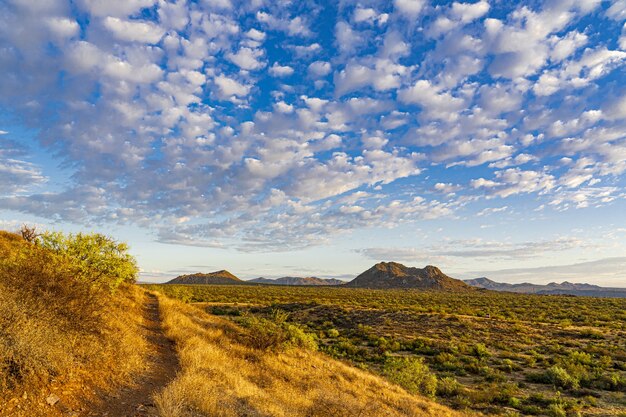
[166,271,344,286]
[248,276,344,286]
[165,262,469,290]
[464,277,626,298]
[165,264,623,297]
[346,262,472,291]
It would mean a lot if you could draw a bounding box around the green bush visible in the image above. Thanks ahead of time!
[383,357,437,397]
[326,328,340,338]
[241,309,317,351]
[38,231,138,291]
[546,366,580,389]
[436,376,462,398]
[472,343,491,360]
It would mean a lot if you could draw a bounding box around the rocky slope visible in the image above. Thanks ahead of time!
[347,262,471,290]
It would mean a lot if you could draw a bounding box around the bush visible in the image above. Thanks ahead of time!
[472,343,491,360]
[327,328,340,338]
[383,357,437,397]
[436,376,462,398]
[242,310,317,351]
[37,231,138,291]
[546,366,580,389]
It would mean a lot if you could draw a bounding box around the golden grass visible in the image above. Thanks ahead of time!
[154,294,475,417]
[0,231,149,416]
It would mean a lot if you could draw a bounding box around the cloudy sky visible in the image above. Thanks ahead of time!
[1,0,625,285]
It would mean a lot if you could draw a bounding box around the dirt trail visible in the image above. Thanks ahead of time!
[86,293,179,417]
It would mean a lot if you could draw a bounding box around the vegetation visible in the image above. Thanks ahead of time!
[153,292,470,417]
[37,230,138,291]
[148,284,626,415]
[0,229,147,416]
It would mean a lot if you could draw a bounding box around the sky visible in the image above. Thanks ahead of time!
[0,0,625,286]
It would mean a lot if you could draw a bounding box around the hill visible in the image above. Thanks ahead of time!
[248,276,344,286]
[347,262,471,290]
[0,230,149,416]
[166,270,242,285]
[465,277,626,297]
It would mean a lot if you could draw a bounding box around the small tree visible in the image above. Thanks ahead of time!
[37,231,138,291]
[19,224,39,243]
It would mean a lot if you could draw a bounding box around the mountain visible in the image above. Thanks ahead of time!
[346,262,472,290]
[464,278,626,298]
[167,270,242,285]
[248,276,344,286]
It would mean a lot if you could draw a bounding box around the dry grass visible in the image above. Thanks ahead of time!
[0,231,149,416]
[154,294,474,417]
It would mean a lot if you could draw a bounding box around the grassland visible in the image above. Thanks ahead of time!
[149,284,626,416]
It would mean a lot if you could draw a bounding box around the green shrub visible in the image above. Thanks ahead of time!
[383,357,437,397]
[547,403,567,417]
[472,343,490,360]
[37,231,138,291]
[241,310,317,351]
[546,366,579,389]
[436,376,462,398]
[326,328,340,338]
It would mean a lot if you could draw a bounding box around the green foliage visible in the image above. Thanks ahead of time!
[241,309,317,351]
[326,328,340,338]
[472,343,490,360]
[38,231,138,291]
[436,377,462,398]
[546,366,580,389]
[383,357,437,397]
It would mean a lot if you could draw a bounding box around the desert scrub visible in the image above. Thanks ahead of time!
[153,293,470,417]
[383,357,438,397]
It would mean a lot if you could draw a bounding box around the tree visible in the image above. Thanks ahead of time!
[37,231,138,291]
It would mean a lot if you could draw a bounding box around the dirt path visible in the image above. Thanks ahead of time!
[86,293,179,417]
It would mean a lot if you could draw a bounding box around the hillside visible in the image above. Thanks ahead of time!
[0,230,153,416]
[465,277,626,297]
[347,262,472,290]
[249,276,344,286]
[167,270,242,285]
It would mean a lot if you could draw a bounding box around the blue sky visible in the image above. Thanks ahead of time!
[1,0,625,285]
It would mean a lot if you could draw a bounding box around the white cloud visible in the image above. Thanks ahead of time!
[268,62,294,77]
[226,47,265,70]
[393,0,426,18]
[606,0,626,21]
[246,28,265,42]
[450,1,490,23]
[77,0,157,17]
[213,74,250,98]
[534,47,626,96]
[335,21,362,54]
[103,17,164,44]
[354,8,388,25]
[398,80,466,120]
[46,17,80,40]
[0,156,47,195]
[308,61,331,77]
